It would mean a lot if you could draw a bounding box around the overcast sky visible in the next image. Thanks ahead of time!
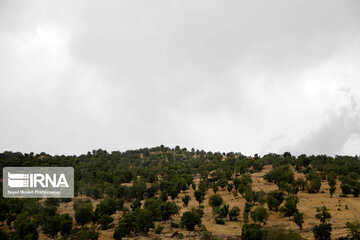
[1,0,360,156]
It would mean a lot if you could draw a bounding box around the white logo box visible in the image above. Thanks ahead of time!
[3,167,74,198]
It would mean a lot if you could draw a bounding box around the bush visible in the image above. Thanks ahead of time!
[307,171,322,193]
[194,190,205,206]
[144,198,163,220]
[208,195,223,208]
[313,223,332,240]
[181,209,202,231]
[13,212,38,240]
[114,221,130,240]
[170,221,179,228]
[95,198,117,216]
[229,206,240,221]
[74,200,93,226]
[279,196,298,219]
[345,220,360,239]
[59,214,73,237]
[154,224,164,234]
[215,218,225,225]
[263,227,304,240]
[133,208,154,234]
[266,191,284,212]
[315,206,331,224]
[70,227,98,240]
[160,201,179,221]
[250,207,269,225]
[98,214,113,230]
[42,214,61,238]
[241,224,263,240]
[182,195,191,207]
[293,212,304,229]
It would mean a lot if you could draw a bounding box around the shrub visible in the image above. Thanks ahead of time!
[182,195,191,207]
[241,224,263,240]
[266,191,284,212]
[143,198,163,220]
[345,220,360,239]
[181,209,202,231]
[215,218,225,225]
[95,198,117,216]
[170,221,179,228]
[229,206,240,221]
[209,195,223,208]
[133,209,154,234]
[250,207,269,225]
[293,212,304,229]
[263,227,304,240]
[315,206,331,224]
[160,201,179,221]
[59,214,73,237]
[98,214,113,230]
[70,227,98,240]
[194,190,205,206]
[73,200,93,226]
[154,224,164,234]
[313,223,332,240]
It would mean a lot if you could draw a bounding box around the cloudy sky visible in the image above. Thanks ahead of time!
[1,0,360,156]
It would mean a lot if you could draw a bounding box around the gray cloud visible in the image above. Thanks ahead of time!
[289,94,360,156]
[0,0,360,155]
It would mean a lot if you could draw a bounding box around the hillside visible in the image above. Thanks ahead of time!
[1,147,360,239]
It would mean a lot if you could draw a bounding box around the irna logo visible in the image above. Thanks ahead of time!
[8,172,69,188]
[3,167,74,198]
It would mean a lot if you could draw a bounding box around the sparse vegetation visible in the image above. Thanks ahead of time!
[1,147,360,239]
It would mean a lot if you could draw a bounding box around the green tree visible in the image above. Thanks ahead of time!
[227,183,234,193]
[293,212,304,229]
[74,200,93,226]
[212,183,219,194]
[95,198,117,216]
[315,206,331,224]
[341,183,352,196]
[194,190,205,206]
[144,198,163,220]
[313,206,332,240]
[263,227,304,240]
[218,178,228,190]
[243,202,253,224]
[130,200,142,211]
[241,224,263,240]
[59,214,73,237]
[98,214,113,230]
[181,209,202,231]
[13,212,39,240]
[182,195,191,207]
[307,170,321,193]
[345,220,360,239]
[114,213,135,240]
[329,185,336,198]
[266,190,284,212]
[279,196,298,219]
[160,191,168,202]
[250,206,269,225]
[208,194,223,208]
[134,209,154,234]
[229,206,240,221]
[160,201,179,221]
[313,223,332,240]
[70,227,98,240]
[42,215,61,239]
[233,178,241,191]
